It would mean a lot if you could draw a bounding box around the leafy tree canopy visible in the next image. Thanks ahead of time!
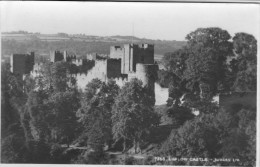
[231,33,257,91]
[184,27,233,98]
[112,78,160,153]
[77,79,119,151]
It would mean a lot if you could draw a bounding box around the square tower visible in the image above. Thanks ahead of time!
[10,52,35,75]
[50,50,64,62]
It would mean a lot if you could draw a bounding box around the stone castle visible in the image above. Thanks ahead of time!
[10,43,159,99]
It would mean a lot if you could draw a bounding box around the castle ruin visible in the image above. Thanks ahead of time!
[11,43,159,103]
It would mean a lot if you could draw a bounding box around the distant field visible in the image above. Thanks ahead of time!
[1,33,186,57]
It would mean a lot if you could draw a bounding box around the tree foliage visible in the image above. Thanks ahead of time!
[1,62,29,163]
[162,48,189,78]
[230,33,257,91]
[160,103,256,166]
[159,113,220,166]
[158,28,256,166]
[112,78,160,153]
[44,90,80,145]
[1,62,52,163]
[25,62,81,146]
[35,61,77,92]
[215,104,256,166]
[77,79,119,151]
[1,63,23,136]
[167,105,194,126]
[184,27,233,98]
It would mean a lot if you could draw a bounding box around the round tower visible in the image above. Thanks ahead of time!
[135,63,158,104]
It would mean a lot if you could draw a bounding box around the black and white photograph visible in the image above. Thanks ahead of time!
[0,1,259,166]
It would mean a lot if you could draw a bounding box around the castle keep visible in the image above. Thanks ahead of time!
[110,44,154,74]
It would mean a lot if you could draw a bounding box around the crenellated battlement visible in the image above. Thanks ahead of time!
[112,75,129,87]
[111,46,123,51]
[72,59,83,66]
[138,43,154,49]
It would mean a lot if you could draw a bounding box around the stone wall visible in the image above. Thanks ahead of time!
[90,59,107,79]
[75,60,107,89]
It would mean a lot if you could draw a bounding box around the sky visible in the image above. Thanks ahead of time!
[0,1,259,41]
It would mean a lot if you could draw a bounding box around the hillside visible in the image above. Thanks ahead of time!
[1,32,186,59]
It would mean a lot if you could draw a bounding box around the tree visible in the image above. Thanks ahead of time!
[35,62,52,91]
[160,48,194,124]
[23,74,36,95]
[1,62,51,163]
[1,62,29,163]
[184,27,233,99]
[23,60,81,149]
[167,105,194,126]
[77,79,119,151]
[24,90,50,142]
[161,48,190,104]
[159,113,221,166]
[159,102,256,166]
[1,131,29,163]
[214,104,256,166]
[25,60,81,146]
[112,78,160,153]
[51,61,74,92]
[156,28,256,166]
[157,69,181,89]
[1,63,23,136]
[35,61,77,92]
[163,28,233,119]
[162,47,189,78]
[230,33,257,91]
[45,90,80,146]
